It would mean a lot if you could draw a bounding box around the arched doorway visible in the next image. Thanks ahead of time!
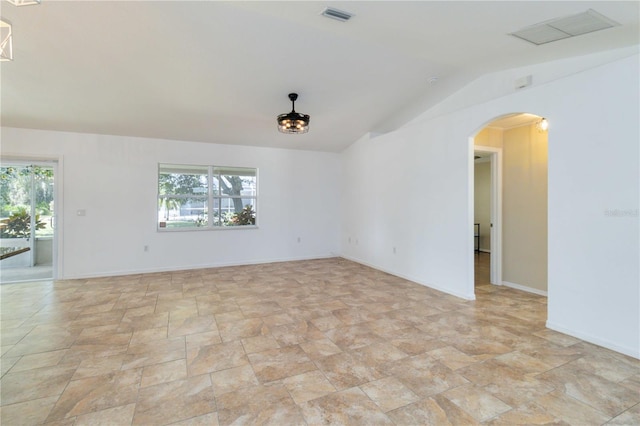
[471,113,549,298]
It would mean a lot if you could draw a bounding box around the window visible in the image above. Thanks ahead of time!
[158,164,257,230]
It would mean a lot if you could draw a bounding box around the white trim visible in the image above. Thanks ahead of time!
[342,254,476,301]
[53,158,63,280]
[491,147,502,286]
[467,138,476,299]
[157,163,258,231]
[502,280,548,297]
[64,253,478,301]
[546,321,640,360]
[157,225,259,233]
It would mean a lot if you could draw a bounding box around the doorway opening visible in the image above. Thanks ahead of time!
[473,147,501,290]
[472,113,548,297]
[1,162,58,283]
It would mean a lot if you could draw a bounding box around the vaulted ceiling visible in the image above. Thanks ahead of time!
[1,1,638,152]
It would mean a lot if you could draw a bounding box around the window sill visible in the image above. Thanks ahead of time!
[157,225,259,233]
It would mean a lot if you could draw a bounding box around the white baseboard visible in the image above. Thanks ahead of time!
[502,280,548,296]
[341,254,476,301]
[546,320,640,360]
[62,254,338,280]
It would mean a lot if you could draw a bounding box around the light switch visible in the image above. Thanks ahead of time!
[76,209,86,216]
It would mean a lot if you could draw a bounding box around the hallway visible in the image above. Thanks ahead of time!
[475,252,491,289]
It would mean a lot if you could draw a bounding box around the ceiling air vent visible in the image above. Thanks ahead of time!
[321,7,354,22]
[510,9,619,45]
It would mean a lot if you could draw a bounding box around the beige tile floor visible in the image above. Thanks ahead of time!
[1,254,638,425]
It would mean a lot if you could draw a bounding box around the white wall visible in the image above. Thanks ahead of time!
[2,49,638,359]
[342,121,472,300]
[0,129,341,278]
[341,49,639,358]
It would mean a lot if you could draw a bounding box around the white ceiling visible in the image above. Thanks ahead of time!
[1,1,638,152]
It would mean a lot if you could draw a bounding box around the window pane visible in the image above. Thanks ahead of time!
[213,167,257,197]
[211,199,256,226]
[212,174,219,196]
[34,166,54,238]
[158,197,208,228]
[214,167,256,177]
[157,164,256,231]
[214,198,256,226]
[212,198,223,226]
[228,203,256,226]
[159,164,208,196]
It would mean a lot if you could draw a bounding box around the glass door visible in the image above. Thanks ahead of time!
[0,163,55,282]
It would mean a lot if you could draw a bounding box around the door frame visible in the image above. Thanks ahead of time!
[473,145,503,286]
[0,155,63,281]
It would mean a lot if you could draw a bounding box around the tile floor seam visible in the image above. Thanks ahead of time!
[1,256,639,425]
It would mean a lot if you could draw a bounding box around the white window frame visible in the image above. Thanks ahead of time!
[157,164,257,231]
